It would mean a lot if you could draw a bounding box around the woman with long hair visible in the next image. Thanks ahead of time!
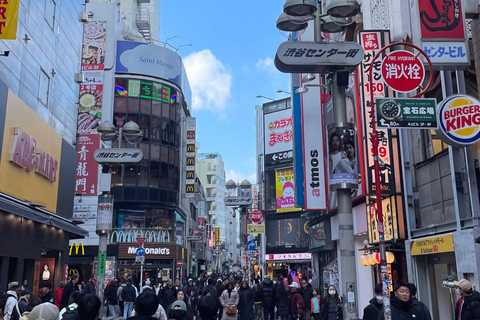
[321,285,343,320]
[238,281,254,320]
[219,283,239,320]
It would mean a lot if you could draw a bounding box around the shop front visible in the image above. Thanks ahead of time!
[0,86,87,292]
[117,243,184,286]
[265,253,312,280]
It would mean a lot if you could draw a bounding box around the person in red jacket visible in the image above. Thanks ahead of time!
[288,282,305,320]
[55,281,66,309]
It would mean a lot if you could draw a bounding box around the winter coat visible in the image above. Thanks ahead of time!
[275,282,290,317]
[61,282,78,310]
[260,280,276,309]
[105,284,118,305]
[378,297,431,320]
[122,284,137,303]
[362,298,382,320]
[311,296,321,314]
[301,286,314,311]
[320,297,343,320]
[289,291,305,317]
[158,285,177,310]
[197,295,218,320]
[4,291,19,320]
[41,291,54,304]
[183,285,199,298]
[55,287,64,309]
[202,285,217,300]
[238,288,255,320]
[219,289,240,320]
[83,281,96,295]
[455,291,480,320]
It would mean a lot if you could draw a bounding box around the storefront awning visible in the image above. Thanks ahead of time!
[0,193,88,238]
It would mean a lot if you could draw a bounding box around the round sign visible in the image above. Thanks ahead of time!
[136,247,145,256]
[249,209,264,224]
[381,50,425,93]
[177,260,183,268]
[438,94,480,145]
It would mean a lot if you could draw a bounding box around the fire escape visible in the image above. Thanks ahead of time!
[136,7,151,42]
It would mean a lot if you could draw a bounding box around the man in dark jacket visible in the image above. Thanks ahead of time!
[182,278,199,298]
[123,279,137,318]
[158,279,177,310]
[378,280,431,320]
[288,282,304,319]
[275,276,289,320]
[260,276,276,320]
[455,279,480,320]
[300,279,313,320]
[127,291,158,320]
[41,282,55,304]
[61,274,79,310]
[197,294,218,320]
[83,274,97,295]
[362,283,383,320]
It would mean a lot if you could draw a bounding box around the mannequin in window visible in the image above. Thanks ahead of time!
[42,264,50,281]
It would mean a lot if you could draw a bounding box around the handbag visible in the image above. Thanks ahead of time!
[226,305,237,316]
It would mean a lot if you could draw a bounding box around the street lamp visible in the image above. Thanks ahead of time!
[326,0,360,26]
[276,89,292,94]
[97,121,143,146]
[175,43,193,53]
[164,35,179,48]
[255,94,275,101]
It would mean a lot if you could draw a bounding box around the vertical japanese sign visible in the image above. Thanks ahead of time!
[78,21,106,135]
[0,0,19,39]
[206,224,212,239]
[367,196,400,244]
[418,0,468,65]
[185,117,196,198]
[358,31,394,196]
[214,228,220,246]
[264,108,294,164]
[275,168,301,213]
[75,134,100,196]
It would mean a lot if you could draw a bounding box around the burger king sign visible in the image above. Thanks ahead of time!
[438,94,480,146]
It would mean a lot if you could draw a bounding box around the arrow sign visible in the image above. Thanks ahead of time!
[246,240,257,251]
[136,247,145,256]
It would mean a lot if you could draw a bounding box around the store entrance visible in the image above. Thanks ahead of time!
[427,253,457,320]
[118,266,173,288]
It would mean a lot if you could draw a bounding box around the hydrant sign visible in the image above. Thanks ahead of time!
[381,50,424,93]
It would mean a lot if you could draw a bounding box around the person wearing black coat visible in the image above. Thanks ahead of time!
[275,276,290,320]
[83,274,96,295]
[320,285,343,320]
[260,276,276,320]
[362,284,383,320]
[238,282,255,320]
[105,280,119,317]
[455,279,480,320]
[300,279,313,320]
[61,274,79,310]
[158,279,178,310]
[378,280,431,320]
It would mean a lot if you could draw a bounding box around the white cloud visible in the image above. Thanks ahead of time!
[226,169,256,185]
[256,57,274,72]
[256,56,290,93]
[183,50,232,112]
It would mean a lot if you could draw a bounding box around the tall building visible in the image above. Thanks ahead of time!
[0,1,87,291]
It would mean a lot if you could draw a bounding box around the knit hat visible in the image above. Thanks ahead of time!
[29,303,59,320]
[454,279,472,291]
[171,300,187,311]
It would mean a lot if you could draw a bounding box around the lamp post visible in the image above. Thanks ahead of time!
[255,94,275,101]
[277,1,361,319]
[95,121,143,306]
[175,43,193,53]
[276,89,292,95]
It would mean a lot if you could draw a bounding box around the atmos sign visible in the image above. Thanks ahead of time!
[10,127,58,182]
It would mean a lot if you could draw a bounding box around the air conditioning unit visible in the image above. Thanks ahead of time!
[74,73,84,83]
[78,12,87,22]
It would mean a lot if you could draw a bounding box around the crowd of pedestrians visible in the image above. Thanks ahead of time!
[4,273,480,320]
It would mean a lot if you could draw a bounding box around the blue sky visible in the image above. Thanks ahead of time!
[160,1,290,184]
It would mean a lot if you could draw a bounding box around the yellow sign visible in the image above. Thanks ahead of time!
[367,196,399,244]
[69,242,85,256]
[69,268,79,275]
[275,168,301,213]
[214,227,220,246]
[411,234,454,256]
[0,0,19,39]
[0,90,62,212]
[248,224,265,234]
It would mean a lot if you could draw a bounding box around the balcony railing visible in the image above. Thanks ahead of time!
[109,228,171,244]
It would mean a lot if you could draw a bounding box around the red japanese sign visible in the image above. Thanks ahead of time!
[198,217,205,227]
[381,50,425,93]
[75,134,100,196]
[418,0,465,39]
[249,209,264,224]
[361,33,380,51]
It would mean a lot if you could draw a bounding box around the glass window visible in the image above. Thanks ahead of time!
[169,147,175,164]
[45,0,56,29]
[118,209,145,228]
[128,80,141,97]
[140,99,151,114]
[139,143,150,160]
[38,69,50,107]
[149,189,159,201]
[147,209,170,228]
[162,119,170,144]
[175,150,180,166]
[170,105,176,120]
[124,165,137,186]
[149,162,159,187]
[162,103,169,118]
[169,121,175,147]
[161,146,169,162]
[114,98,127,112]
[111,164,122,186]
[137,161,148,187]
[139,114,150,138]
[150,145,160,161]
[127,114,139,124]
[152,100,162,116]
[160,162,168,187]
[151,116,161,140]
[168,164,176,190]
[127,98,140,113]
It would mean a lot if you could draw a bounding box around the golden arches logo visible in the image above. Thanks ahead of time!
[69,268,79,275]
[69,242,85,256]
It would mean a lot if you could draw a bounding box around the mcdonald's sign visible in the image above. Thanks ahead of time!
[186,157,195,166]
[186,185,194,193]
[69,268,80,275]
[185,117,196,198]
[186,144,195,153]
[186,171,195,179]
[69,242,85,256]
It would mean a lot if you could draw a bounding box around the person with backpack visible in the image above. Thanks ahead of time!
[362,283,383,320]
[123,279,137,318]
[61,274,79,311]
[59,291,81,320]
[4,284,21,320]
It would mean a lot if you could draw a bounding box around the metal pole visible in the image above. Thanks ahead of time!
[140,262,144,292]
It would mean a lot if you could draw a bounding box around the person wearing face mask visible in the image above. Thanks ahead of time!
[378,280,431,320]
[320,285,342,320]
[454,279,480,320]
[362,283,383,320]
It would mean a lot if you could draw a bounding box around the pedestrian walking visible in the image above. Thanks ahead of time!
[378,280,431,320]
[40,283,54,305]
[197,291,218,320]
[61,274,79,311]
[77,294,101,320]
[105,279,119,317]
[300,279,313,320]
[122,279,138,318]
[83,274,97,296]
[219,283,239,320]
[275,276,289,320]
[28,303,59,320]
[454,279,480,320]
[320,285,342,320]
[238,281,254,320]
[311,289,321,320]
[127,291,158,320]
[159,279,178,311]
[362,283,383,320]
[260,276,276,320]
[55,282,65,310]
[5,284,21,320]
[59,291,81,320]
[288,282,304,320]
